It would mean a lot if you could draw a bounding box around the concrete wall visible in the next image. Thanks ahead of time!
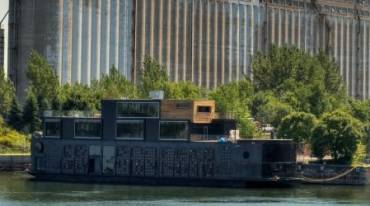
[8,0,133,98]
[8,0,370,99]
[133,0,370,98]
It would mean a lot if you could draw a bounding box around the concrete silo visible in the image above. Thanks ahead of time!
[7,0,370,99]
[8,0,133,97]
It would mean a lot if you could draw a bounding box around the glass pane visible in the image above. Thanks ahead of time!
[160,121,188,140]
[197,106,211,113]
[116,120,144,139]
[45,121,60,137]
[75,122,101,138]
[117,102,159,118]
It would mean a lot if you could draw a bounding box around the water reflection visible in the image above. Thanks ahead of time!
[0,172,368,205]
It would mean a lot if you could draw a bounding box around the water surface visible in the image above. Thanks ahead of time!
[0,172,369,206]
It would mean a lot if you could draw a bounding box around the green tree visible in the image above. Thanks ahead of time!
[311,110,364,163]
[250,91,275,118]
[306,84,334,116]
[92,66,136,99]
[311,123,331,161]
[277,112,317,143]
[209,80,256,138]
[164,81,204,100]
[250,92,293,127]
[349,99,370,123]
[60,84,98,111]
[7,97,23,131]
[22,92,41,133]
[209,80,253,113]
[138,56,168,98]
[252,46,316,91]
[316,51,346,96]
[26,51,60,114]
[252,46,346,117]
[0,69,15,118]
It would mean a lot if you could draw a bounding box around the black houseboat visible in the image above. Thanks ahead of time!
[30,99,296,187]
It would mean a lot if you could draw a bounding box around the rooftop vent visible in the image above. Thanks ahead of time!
[149,90,164,100]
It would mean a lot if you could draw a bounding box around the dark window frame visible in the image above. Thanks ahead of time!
[197,106,211,113]
[159,120,189,141]
[116,102,160,118]
[116,119,145,140]
[44,119,61,138]
[74,119,102,139]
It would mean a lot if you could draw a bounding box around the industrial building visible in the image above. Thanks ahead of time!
[8,0,370,99]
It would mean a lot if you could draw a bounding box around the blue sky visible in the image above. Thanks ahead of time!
[0,0,8,73]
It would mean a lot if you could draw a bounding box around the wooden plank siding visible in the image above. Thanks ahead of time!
[160,100,215,124]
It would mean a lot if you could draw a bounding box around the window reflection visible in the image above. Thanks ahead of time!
[116,120,144,139]
[160,121,188,140]
[117,102,159,118]
[44,120,61,137]
[75,120,101,138]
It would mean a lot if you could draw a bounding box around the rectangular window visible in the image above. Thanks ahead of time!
[44,120,61,138]
[117,102,159,118]
[197,106,211,113]
[160,121,188,140]
[116,120,144,140]
[75,120,101,138]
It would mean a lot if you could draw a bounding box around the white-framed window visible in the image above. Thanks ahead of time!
[44,119,61,138]
[74,119,101,139]
[116,102,159,118]
[116,120,144,140]
[160,121,188,141]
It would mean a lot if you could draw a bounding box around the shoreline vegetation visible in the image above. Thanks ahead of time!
[0,46,369,165]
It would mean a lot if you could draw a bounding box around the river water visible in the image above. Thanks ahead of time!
[0,172,369,206]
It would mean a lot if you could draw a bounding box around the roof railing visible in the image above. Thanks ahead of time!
[43,110,101,118]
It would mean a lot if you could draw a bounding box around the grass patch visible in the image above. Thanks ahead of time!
[0,118,31,154]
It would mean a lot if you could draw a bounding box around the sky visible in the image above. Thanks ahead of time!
[0,0,8,74]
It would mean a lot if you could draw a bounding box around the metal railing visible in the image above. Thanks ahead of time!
[43,110,101,118]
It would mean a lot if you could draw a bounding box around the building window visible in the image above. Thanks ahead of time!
[116,120,144,140]
[44,120,61,138]
[160,121,188,140]
[75,120,101,138]
[117,102,159,118]
[197,106,211,113]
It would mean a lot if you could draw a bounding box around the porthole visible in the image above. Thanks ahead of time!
[243,151,250,159]
[35,142,44,153]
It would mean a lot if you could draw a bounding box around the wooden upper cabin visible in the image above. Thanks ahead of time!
[161,100,217,124]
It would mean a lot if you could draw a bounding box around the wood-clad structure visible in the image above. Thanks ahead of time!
[160,100,215,124]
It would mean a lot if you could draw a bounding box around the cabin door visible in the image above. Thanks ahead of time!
[203,126,209,140]
[88,145,102,175]
[103,146,116,175]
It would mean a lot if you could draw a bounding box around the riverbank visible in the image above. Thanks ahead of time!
[0,154,30,171]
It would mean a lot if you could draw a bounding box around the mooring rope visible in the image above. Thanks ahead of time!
[295,167,356,183]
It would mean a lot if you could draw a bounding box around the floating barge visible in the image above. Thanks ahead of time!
[30,99,296,187]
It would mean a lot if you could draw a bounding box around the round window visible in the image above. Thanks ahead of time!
[243,151,250,159]
[35,142,44,153]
